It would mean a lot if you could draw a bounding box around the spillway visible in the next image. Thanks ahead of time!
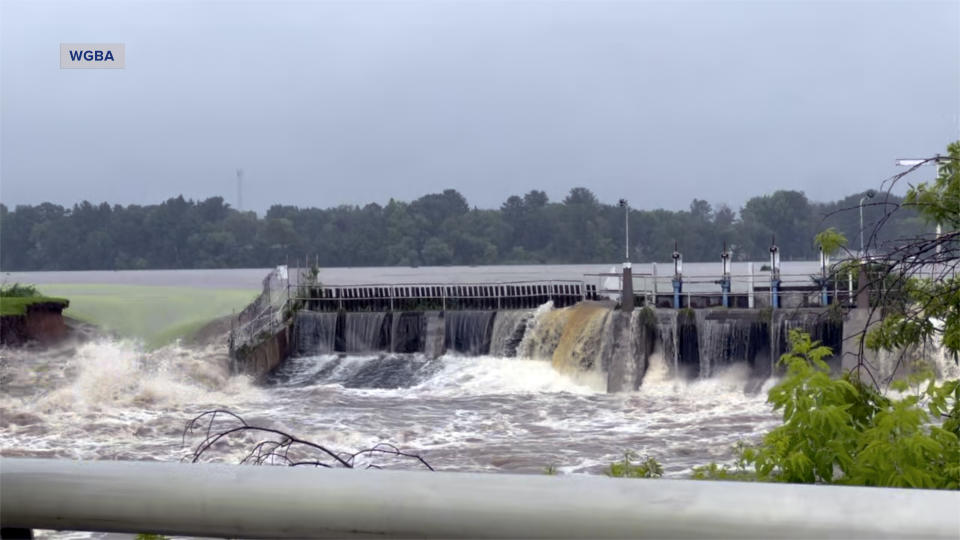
[288,303,846,393]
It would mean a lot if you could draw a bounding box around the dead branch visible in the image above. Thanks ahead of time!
[182,409,433,471]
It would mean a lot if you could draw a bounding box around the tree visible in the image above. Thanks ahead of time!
[420,237,454,266]
[689,199,713,222]
[523,190,549,208]
[694,329,959,489]
[739,190,814,259]
[689,142,960,490]
[0,184,940,271]
[714,204,736,229]
[563,187,599,206]
[814,227,847,257]
[409,189,469,228]
[865,141,960,363]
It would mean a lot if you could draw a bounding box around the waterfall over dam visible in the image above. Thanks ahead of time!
[289,303,844,392]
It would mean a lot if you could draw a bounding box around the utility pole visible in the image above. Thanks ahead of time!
[859,190,876,260]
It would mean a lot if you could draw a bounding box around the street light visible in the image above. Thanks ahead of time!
[896,156,949,256]
[618,199,629,263]
[859,189,876,260]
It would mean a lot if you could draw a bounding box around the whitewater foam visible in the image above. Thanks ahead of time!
[413,355,604,396]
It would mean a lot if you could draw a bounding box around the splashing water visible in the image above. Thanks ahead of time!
[1,330,779,480]
[0,338,263,461]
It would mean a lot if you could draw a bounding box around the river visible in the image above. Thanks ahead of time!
[0,264,795,479]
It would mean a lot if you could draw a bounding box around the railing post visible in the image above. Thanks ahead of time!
[651,263,658,305]
[672,247,683,309]
[848,270,854,306]
[770,240,781,309]
[720,244,731,308]
[621,264,634,312]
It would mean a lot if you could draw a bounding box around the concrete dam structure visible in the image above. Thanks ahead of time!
[288,303,842,393]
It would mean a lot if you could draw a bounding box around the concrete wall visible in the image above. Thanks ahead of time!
[232,326,290,380]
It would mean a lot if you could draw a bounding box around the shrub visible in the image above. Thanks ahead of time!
[0,283,39,298]
[607,451,663,479]
[694,329,959,489]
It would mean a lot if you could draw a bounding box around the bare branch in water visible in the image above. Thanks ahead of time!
[182,409,433,471]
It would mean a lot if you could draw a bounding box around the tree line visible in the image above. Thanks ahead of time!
[0,187,930,271]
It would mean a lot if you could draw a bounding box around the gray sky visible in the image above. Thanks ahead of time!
[2,0,958,214]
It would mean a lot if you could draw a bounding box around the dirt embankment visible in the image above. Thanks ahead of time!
[0,302,70,346]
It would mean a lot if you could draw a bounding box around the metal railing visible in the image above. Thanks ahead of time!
[229,267,291,353]
[589,267,873,309]
[291,279,592,312]
[2,458,958,539]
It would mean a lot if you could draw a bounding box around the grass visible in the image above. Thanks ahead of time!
[0,296,69,316]
[36,284,257,348]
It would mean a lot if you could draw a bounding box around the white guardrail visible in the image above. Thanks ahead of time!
[1,458,958,538]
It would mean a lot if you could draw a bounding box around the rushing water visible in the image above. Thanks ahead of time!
[1,263,869,540]
[3,265,953,478]
[0,330,779,479]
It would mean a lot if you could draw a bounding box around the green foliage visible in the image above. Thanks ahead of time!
[865,276,959,353]
[0,295,70,316]
[134,534,167,540]
[303,264,322,286]
[904,141,959,230]
[865,141,960,360]
[637,306,657,332]
[691,442,757,481]
[814,227,847,256]
[0,283,68,315]
[544,464,558,476]
[607,451,663,479]
[752,331,863,483]
[692,143,959,489]
[693,329,959,489]
[0,283,39,297]
[0,187,931,271]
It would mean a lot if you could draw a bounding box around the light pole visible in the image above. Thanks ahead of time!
[896,156,950,260]
[859,189,876,260]
[618,199,629,262]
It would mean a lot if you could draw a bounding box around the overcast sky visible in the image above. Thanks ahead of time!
[2,0,958,214]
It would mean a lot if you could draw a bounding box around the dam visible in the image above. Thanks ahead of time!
[284,304,843,392]
[229,264,848,393]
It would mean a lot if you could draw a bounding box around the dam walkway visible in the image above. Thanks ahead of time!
[294,280,596,312]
